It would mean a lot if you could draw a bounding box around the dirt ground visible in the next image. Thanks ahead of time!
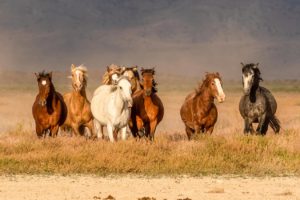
[0,175,299,200]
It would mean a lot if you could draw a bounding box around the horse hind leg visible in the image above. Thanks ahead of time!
[269,115,281,134]
[85,119,96,139]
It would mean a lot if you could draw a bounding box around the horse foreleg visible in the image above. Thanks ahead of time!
[72,124,81,137]
[121,126,127,141]
[257,113,267,135]
[85,120,96,139]
[94,120,104,139]
[149,119,158,141]
[35,125,44,138]
[185,125,194,140]
[107,124,115,142]
[244,118,252,135]
[51,125,59,137]
[206,125,214,135]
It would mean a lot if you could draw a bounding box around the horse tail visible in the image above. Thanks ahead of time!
[269,115,280,133]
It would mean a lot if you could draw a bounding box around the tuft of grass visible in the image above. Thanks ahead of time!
[0,128,300,176]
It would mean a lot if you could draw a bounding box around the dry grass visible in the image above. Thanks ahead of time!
[0,125,299,176]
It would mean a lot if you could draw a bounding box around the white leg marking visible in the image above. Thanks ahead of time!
[121,126,127,140]
[107,124,115,142]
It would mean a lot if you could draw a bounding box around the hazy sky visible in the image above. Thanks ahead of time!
[0,0,299,79]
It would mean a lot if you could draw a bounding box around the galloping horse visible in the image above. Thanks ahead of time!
[121,66,142,94]
[91,76,133,142]
[239,63,280,135]
[102,64,142,94]
[102,64,123,85]
[62,64,95,137]
[130,68,164,140]
[32,71,67,137]
[180,73,225,139]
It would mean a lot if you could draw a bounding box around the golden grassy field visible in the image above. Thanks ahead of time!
[0,71,300,176]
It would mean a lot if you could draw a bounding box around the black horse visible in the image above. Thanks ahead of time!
[239,63,280,135]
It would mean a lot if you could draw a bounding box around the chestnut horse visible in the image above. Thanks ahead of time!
[62,64,95,137]
[130,68,164,140]
[180,73,225,139]
[32,71,67,138]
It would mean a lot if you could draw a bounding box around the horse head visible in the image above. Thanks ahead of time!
[121,66,141,92]
[70,64,87,92]
[116,76,133,108]
[141,67,157,96]
[35,71,53,106]
[201,73,226,103]
[241,63,262,95]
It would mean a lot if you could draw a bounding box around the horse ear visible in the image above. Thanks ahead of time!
[34,72,39,79]
[49,72,52,80]
[256,63,259,67]
[240,62,244,67]
[71,64,76,71]
[216,72,220,77]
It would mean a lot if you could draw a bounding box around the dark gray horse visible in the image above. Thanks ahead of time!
[239,63,280,135]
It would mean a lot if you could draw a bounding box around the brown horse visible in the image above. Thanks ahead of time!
[32,71,67,138]
[62,64,95,137]
[130,68,164,140]
[180,73,225,139]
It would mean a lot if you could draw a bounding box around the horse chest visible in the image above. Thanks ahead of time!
[142,97,159,121]
[244,101,265,118]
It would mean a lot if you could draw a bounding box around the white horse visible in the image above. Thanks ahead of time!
[91,76,133,142]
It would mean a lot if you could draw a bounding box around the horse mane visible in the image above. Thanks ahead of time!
[196,72,221,94]
[102,64,122,84]
[141,68,158,93]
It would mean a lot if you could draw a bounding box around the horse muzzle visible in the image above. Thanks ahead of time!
[217,94,226,103]
[127,100,133,108]
[145,89,152,96]
[38,100,47,106]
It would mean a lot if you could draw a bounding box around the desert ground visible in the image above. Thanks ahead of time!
[0,71,300,199]
[0,175,299,200]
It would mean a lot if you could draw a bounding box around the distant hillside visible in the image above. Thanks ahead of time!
[0,0,299,79]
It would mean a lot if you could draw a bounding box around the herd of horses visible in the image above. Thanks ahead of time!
[32,63,281,142]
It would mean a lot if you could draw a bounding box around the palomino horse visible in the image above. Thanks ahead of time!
[32,71,67,137]
[180,73,225,139]
[91,76,133,142]
[130,68,164,140]
[62,64,95,137]
[121,66,142,94]
[102,64,142,94]
[239,63,280,135]
[102,64,123,85]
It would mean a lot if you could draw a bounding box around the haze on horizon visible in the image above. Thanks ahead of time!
[0,0,299,80]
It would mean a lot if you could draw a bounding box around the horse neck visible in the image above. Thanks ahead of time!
[113,87,126,109]
[45,84,56,112]
[194,88,214,111]
[249,80,260,102]
[73,86,87,98]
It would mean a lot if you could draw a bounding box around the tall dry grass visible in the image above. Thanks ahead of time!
[0,125,299,176]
